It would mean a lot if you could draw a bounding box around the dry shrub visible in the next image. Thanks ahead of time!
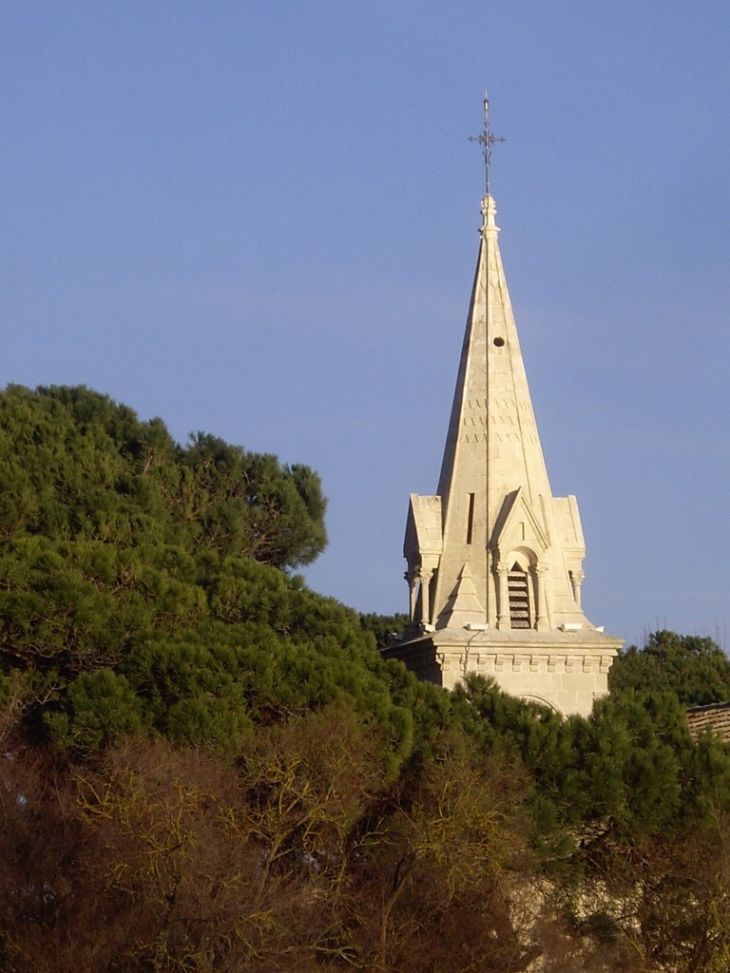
[0,709,389,972]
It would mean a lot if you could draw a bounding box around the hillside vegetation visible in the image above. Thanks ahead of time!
[2,385,730,973]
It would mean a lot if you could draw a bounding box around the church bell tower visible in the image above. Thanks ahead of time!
[383,100,623,716]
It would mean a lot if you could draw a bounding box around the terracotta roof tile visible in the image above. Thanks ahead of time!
[686,702,730,743]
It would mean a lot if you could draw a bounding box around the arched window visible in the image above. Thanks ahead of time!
[508,563,531,629]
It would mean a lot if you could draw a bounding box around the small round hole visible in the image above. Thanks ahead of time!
[493,336,505,347]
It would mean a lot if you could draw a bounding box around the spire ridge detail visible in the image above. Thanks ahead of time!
[481,193,498,234]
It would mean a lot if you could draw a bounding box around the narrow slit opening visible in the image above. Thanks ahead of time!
[466,493,475,544]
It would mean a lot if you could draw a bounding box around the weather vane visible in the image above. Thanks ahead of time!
[469,93,505,195]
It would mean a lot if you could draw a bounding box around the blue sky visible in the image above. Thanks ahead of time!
[1,2,729,648]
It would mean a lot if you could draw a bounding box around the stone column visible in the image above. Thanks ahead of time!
[569,569,585,609]
[419,567,433,626]
[405,569,418,621]
[496,564,511,630]
[534,566,549,631]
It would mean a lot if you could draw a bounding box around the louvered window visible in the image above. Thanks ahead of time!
[508,564,531,629]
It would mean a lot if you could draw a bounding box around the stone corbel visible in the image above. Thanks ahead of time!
[437,651,461,675]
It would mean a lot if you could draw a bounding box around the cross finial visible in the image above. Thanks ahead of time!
[468,93,505,195]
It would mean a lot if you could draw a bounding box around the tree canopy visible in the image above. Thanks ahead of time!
[608,628,730,705]
[3,384,730,971]
[0,383,327,568]
[0,385,420,751]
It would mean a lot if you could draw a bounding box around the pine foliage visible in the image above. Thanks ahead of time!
[3,384,730,970]
[0,384,429,759]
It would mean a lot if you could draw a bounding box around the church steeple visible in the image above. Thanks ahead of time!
[411,190,584,633]
[390,102,623,716]
[426,188,583,629]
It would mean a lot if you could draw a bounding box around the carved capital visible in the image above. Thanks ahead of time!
[569,568,585,608]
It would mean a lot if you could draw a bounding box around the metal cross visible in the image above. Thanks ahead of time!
[469,94,505,195]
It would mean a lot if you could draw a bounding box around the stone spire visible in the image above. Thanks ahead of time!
[410,191,586,633]
[390,184,623,717]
